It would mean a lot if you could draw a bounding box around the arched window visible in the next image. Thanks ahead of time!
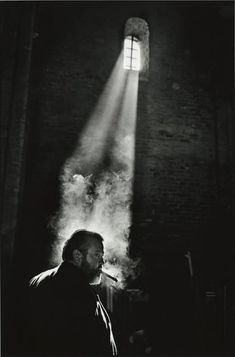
[123,17,149,80]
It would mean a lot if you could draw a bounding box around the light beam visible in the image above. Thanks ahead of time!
[50,51,140,288]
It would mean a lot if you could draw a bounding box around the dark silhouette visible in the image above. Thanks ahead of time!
[27,230,117,356]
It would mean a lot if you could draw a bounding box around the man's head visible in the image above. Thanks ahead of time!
[62,229,104,284]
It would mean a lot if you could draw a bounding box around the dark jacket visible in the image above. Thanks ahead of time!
[27,261,117,356]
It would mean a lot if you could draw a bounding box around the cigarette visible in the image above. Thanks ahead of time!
[101,270,118,283]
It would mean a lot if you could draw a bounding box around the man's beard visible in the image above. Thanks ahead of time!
[81,260,102,284]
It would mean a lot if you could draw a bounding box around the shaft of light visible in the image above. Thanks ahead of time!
[51,51,139,288]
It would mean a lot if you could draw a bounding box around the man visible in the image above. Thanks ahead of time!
[27,230,117,356]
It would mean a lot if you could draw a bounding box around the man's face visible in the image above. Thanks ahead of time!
[81,239,104,284]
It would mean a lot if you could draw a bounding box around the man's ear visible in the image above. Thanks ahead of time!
[72,249,83,266]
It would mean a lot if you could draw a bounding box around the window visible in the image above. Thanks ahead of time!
[123,35,141,71]
[124,17,149,80]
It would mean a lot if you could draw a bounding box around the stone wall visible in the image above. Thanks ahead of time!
[1,1,233,278]
[1,2,234,355]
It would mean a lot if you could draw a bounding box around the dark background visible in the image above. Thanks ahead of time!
[1,1,234,356]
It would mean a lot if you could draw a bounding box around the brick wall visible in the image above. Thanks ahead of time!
[1,2,234,355]
[1,1,233,279]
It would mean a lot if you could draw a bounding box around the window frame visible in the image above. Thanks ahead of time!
[123,35,140,71]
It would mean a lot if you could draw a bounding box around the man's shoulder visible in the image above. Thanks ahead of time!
[29,266,59,288]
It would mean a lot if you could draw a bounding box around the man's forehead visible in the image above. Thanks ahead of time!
[86,238,104,251]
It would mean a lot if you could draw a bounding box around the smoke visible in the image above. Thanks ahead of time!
[51,164,137,288]
[50,124,138,288]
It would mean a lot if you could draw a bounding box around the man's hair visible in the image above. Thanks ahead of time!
[62,229,103,261]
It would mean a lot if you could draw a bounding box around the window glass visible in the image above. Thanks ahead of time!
[123,36,140,71]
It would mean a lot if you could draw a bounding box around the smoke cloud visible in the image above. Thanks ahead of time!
[52,168,135,288]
